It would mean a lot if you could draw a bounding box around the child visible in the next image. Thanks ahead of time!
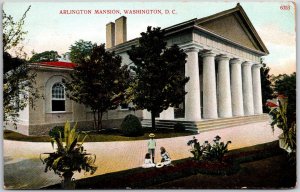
[148,133,156,163]
[142,153,156,168]
[160,147,172,166]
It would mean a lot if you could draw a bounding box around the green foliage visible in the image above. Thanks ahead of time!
[272,73,296,128]
[3,6,30,53]
[49,126,65,139]
[41,121,97,181]
[121,114,143,136]
[260,64,273,113]
[188,136,231,162]
[29,50,61,62]
[173,122,186,132]
[269,98,296,154]
[127,26,189,130]
[3,6,41,126]
[69,40,93,64]
[269,73,296,162]
[65,43,130,130]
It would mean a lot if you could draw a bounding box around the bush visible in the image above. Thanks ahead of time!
[121,114,143,136]
[188,135,231,162]
[174,122,186,132]
[49,126,64,138]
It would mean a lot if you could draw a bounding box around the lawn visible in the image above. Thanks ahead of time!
[43,141,296,189]
[3,128,195,142]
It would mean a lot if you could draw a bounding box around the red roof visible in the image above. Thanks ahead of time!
[37,61,76,69]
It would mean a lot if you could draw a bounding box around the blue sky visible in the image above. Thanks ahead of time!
[3,1,296,75]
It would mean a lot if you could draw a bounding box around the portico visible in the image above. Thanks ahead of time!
[109,3,269,123]
[182,45,264,121]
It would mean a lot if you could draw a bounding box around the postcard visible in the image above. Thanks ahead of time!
[2,0,296,189]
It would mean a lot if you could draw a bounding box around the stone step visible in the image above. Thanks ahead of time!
[141,114,269,132]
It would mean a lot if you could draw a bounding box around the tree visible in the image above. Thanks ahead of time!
[260,63,273,113]
[69,40,93,64]
[272,72,296,128]
[3,6,40,125]
[29,50,61,62]
[127,26,189,130]
[64,43,130,131]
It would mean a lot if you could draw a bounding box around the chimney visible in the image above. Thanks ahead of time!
[115,16,127,45]
[106,22,115,49]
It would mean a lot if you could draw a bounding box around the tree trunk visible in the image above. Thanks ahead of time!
[62,171,75,189]
[93,110,97,130]
[151,110,156,131]
[99,111,103,130]
[97,110,103,131]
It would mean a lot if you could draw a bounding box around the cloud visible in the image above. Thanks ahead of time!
[268,57,296,75]
[257,23,296,47]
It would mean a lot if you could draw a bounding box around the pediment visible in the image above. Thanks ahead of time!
[195,5,268,54]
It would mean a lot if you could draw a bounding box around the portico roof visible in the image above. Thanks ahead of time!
[194,3,269,54]
[110,3,269,56]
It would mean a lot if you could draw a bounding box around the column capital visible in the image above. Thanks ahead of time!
[242,61,254,67]
[200,50,216,57]
[230,58,242,65]
[180,42,202,53]
[252,63,264,68]
[216,54,230,61]
[184,46,201,53]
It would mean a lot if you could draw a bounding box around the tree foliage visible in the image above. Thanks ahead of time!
[272,72,296,128]
[29,50,61,63]
[3,6,30,54]
[64,43,130,130]
[3,6,40,125]
[260,64,273,113]
[69,40,93,64]
[127,26,189,130]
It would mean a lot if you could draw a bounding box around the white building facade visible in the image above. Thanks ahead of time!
[8,4,269,135]
[108,4,268,122]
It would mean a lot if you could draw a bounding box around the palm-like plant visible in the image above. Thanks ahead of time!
[209,136,231,162]
[40,121,97,189]
[268,97,296,153]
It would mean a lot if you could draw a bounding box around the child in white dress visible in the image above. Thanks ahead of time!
[142,153,156,168]
[160,147,172,166]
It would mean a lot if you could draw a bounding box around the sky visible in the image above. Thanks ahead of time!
[3,1,296,75]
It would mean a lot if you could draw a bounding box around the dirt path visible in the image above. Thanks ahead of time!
[3,121,281,189]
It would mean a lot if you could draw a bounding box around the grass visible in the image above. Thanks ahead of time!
[3,128,195,142]
[43,141,296,189]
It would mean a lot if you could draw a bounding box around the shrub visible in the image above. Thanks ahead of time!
[207,135,231,162]
[188,135,231,162]
[174,122,186,132]
[121,114,143,136]
[49,126,64,138]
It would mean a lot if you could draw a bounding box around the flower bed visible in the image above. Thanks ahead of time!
[43,141,284,189]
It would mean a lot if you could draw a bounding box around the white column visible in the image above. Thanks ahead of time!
[184,46,201,121]
[242,61,254,115]
[160,107,175,119]
[217,55,232,118]
[230,58,244,116]
[202,51,218,119]
[252,64,263,114]
[143,110,151,119]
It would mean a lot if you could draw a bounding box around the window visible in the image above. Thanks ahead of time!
[51,83,65,112]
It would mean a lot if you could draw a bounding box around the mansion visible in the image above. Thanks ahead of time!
[10,3,269,135]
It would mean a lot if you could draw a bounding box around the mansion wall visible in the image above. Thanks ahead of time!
[9,66,142,136]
